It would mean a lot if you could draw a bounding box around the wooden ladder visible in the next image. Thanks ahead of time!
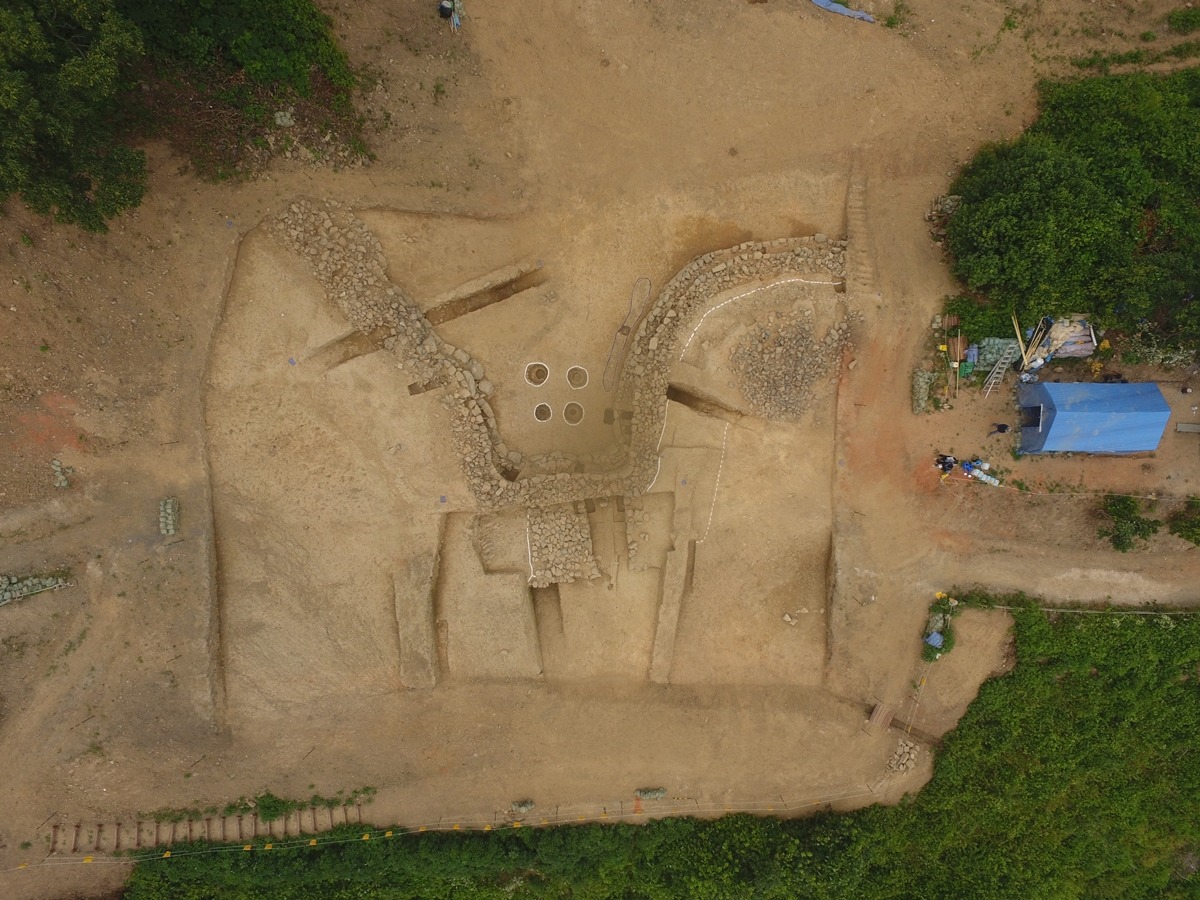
[983,343,1020,398]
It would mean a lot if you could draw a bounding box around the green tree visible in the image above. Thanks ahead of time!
[948,135,1139,323]
[0,0,145,231]
[946,70,1200,345]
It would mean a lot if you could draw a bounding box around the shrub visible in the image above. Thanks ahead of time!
[1168,497,1200,545]
[944,294,1015,341]
[948,135,1136,318]
[117,0,353,93]
[2,0,358,228]
[118,0,360,179]
[1097,494,1162,551]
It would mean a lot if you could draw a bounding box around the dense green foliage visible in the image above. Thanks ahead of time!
[1168,497,1200,545]
[0,0,146,230]
[0,0,352,229]
[1169,8,1200,35]
[947,69,1200,345]
[943,293,1015,343]
[1097,494,1163,551]
[117,0,352,92]
[125,598,1200,898]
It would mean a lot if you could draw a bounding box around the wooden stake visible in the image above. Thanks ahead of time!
[955,327,961,397]
[1012,312,1029,367]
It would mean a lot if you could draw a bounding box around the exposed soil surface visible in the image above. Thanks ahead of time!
[3,1,1200,897]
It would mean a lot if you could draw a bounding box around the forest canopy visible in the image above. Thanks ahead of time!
[0,0,351,231]
[0,0,145,231]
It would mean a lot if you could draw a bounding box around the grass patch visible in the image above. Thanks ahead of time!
[61,628,88,657]
[1071,47,1149,70]
[943,293,1014,340]
[1168,7,1200,35]
[143,788,375,826]
[1072,38,1200,71]
[224,786,376,818]
[883,0,912,29]
[128,66,366,180]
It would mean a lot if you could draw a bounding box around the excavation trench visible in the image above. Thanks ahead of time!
[426,269,548,326]
[307,326,392,371]
[665,384,748,424]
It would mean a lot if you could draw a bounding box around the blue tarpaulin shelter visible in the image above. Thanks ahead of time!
[1018,382,1171,454]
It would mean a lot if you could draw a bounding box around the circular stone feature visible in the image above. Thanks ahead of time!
[563,402,584,425]
[566,366,589,389]
[534,403,553,422]
[525,362,549,386]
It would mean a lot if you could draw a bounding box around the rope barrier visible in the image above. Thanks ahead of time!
[698,424,730,544]
[990,605,1200,616]
[940,471,1193,503]
[904,662,934,739]
[679,276,844,356]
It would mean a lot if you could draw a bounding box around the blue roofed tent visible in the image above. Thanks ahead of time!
[1018,383,1171,454]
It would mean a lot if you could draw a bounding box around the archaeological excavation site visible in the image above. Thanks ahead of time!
[209,198,860,707]
[11,6,1198,893]
[0,156,1063,868]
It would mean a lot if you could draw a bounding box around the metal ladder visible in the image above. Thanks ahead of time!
[983,342,1020,397]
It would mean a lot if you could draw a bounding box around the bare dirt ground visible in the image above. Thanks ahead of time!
[3,1,1200,896]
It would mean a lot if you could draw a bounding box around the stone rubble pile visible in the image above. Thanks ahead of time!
[912,369,938,414]
[887,738,919,773]
[159,497,180,536]
[730,305,856,421]
[51,458,73,489]
[527,502,601,588]
[269,202,857,581]
[634,787,667,800]
[623,497,652,569]
[0,572,69,606]
[925,194,962,243]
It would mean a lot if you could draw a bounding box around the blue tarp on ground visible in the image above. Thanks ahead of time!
[1018,382,1171,454]
[811,0,875,22]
